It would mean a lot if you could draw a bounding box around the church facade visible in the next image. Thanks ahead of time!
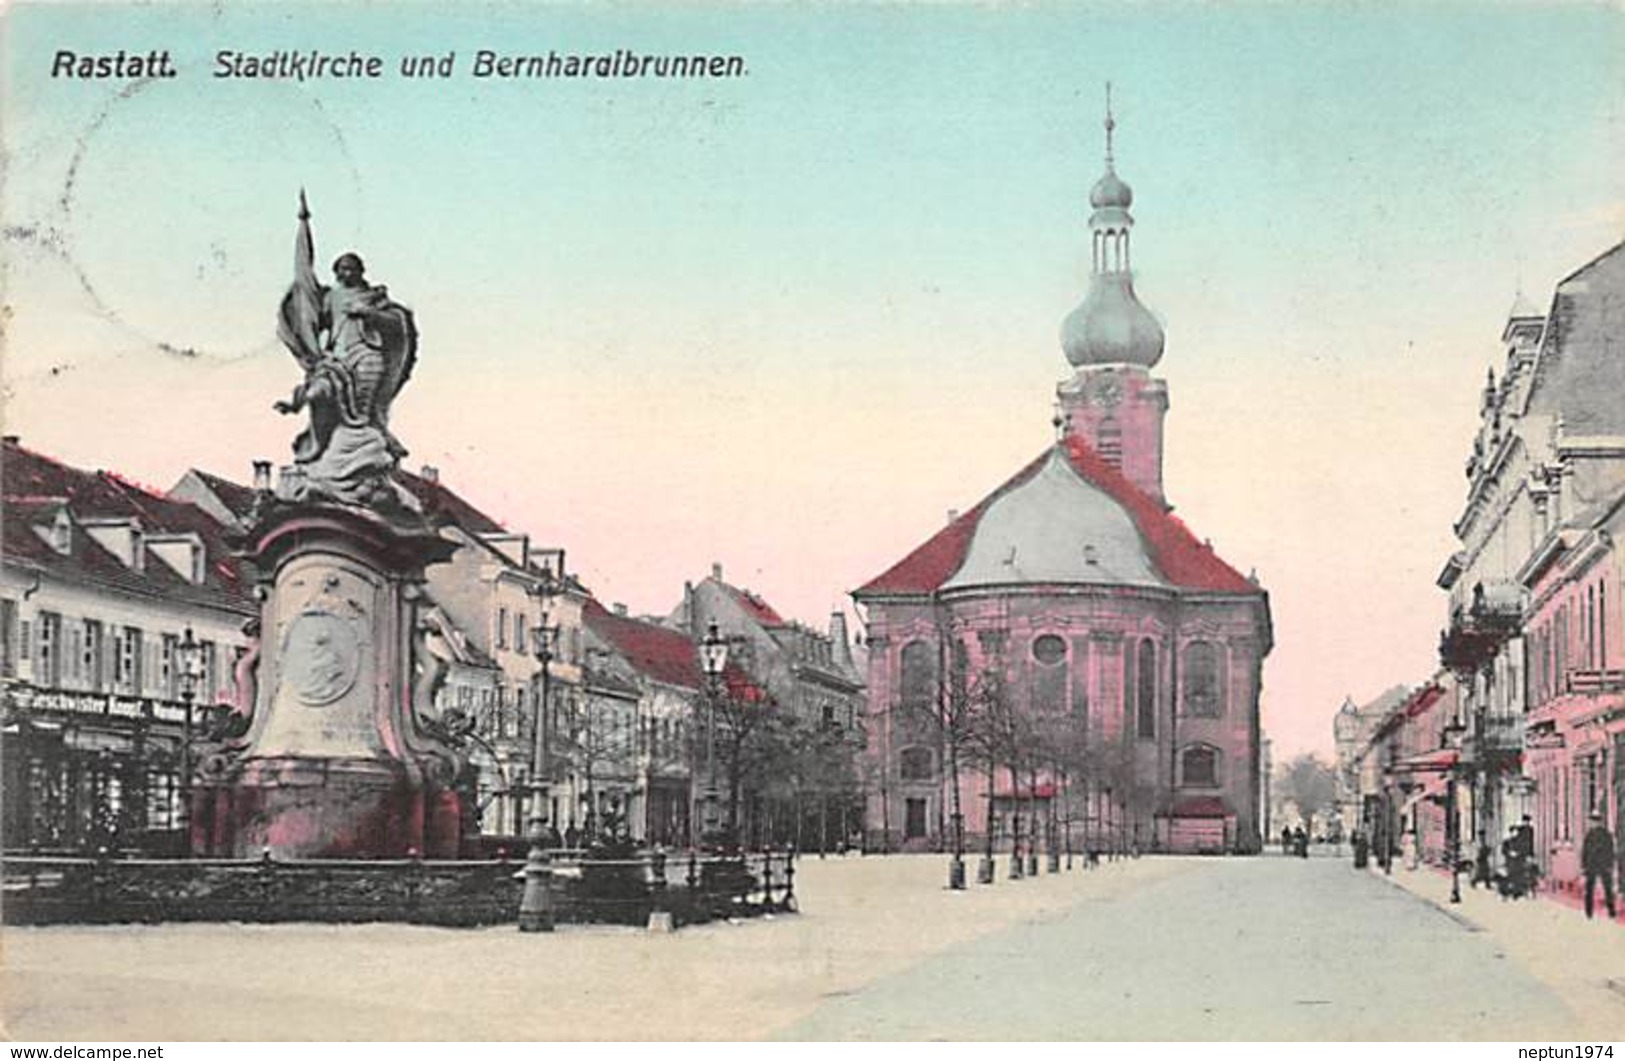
[854,106,1272,856]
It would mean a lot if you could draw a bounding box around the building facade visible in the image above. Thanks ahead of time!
[854,108,1272,856]
[2,439,256,854]
[1438,240,1625,890]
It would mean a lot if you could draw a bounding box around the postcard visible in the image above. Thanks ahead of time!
[3,0,1623,1045]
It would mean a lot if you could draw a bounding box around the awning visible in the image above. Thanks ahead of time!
[993,782,1057,799]
[1388,748,1458,775]
[1164,796,1233,819]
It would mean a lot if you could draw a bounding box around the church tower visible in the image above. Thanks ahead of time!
[1056,87,1170,503]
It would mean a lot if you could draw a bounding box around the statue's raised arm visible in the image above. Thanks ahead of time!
[273,193,419,510]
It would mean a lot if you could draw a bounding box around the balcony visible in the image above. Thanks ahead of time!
[1566,668,1625,696]
[1439,580,1525,672]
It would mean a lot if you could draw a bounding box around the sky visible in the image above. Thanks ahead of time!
[4,2,1623,760]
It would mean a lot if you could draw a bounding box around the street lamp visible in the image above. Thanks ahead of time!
[530,613,557,827]
[1442,715,1466,904]
[175,626,206,858]
[697,621,729,847]
[519,613,558,933]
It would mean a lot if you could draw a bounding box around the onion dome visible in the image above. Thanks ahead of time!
[1089,166,1133,210]
[1061,274,1165,368]
[1059,85,1165,368]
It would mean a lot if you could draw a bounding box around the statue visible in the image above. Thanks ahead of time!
[275,192,418,509]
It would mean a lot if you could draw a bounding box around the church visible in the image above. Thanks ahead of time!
[854,102,1272,856]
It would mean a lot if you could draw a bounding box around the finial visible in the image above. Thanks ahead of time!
[1104,82,1115,165]
[298,188,310,221]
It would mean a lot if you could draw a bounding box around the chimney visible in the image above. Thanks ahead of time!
[711,562,723,582]
[421,465,439,484]
[946,509,959,525]
[2,435,18,446]
[829,611,854,670]
[613,602,628,617]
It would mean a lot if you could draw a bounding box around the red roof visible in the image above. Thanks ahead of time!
[855,437,1255,596]
[583,599,704,690]
[1404,684,1447,719]
[2,440,253,612]
[583,599,762,699]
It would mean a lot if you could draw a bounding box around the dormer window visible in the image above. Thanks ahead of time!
[51,510,72,554]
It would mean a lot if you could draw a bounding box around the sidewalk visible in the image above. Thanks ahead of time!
[1370,862,1625,1041]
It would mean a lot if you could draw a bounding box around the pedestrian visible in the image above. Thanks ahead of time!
[1352,828,1369,870]
[564,823,580,850]
[1472,839,1493,889]
[1280,826,1292,856]
[1293,825,1308,858]
[1580,811,1617,921]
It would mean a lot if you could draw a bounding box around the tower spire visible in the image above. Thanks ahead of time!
[1104,82,1115,166]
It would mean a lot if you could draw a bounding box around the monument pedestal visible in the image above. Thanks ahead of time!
[196,498,465,859]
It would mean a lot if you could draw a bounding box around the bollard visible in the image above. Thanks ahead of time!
[948,854,966,890]
[977,852,995,885]
[781,851,797,912]
[517,820,555,933]
[760,853,774,909]
[647,847,673,933]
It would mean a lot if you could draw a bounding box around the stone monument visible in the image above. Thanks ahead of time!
[192,195,469,859]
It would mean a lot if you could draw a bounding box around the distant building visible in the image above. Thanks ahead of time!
[852,104,1271,855]
[672,563,866,848]
[582,599,704,845]
[1333,685,1412,835]
[2,438,256,853]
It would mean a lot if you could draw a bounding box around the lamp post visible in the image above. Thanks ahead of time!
[1443,716,1466,904]
[530,613,557,827]
[697,621,729,847]
[519,613,558,933]
[978,753,996,884]
[175,627,206,858]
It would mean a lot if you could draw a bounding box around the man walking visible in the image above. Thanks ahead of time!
[1580,810,1617,921]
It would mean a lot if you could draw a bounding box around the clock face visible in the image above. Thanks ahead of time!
[1093,374,1124,408]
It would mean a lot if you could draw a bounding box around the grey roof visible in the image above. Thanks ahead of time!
[942,448,1166,591]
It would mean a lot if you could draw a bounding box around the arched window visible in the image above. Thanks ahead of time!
[899,746,935,781]
[1183,641,1227,718]
[1032,634,1067,713]
[1136,639,1157,740]
[899,640,937,712]
[1182,745,1219,788]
